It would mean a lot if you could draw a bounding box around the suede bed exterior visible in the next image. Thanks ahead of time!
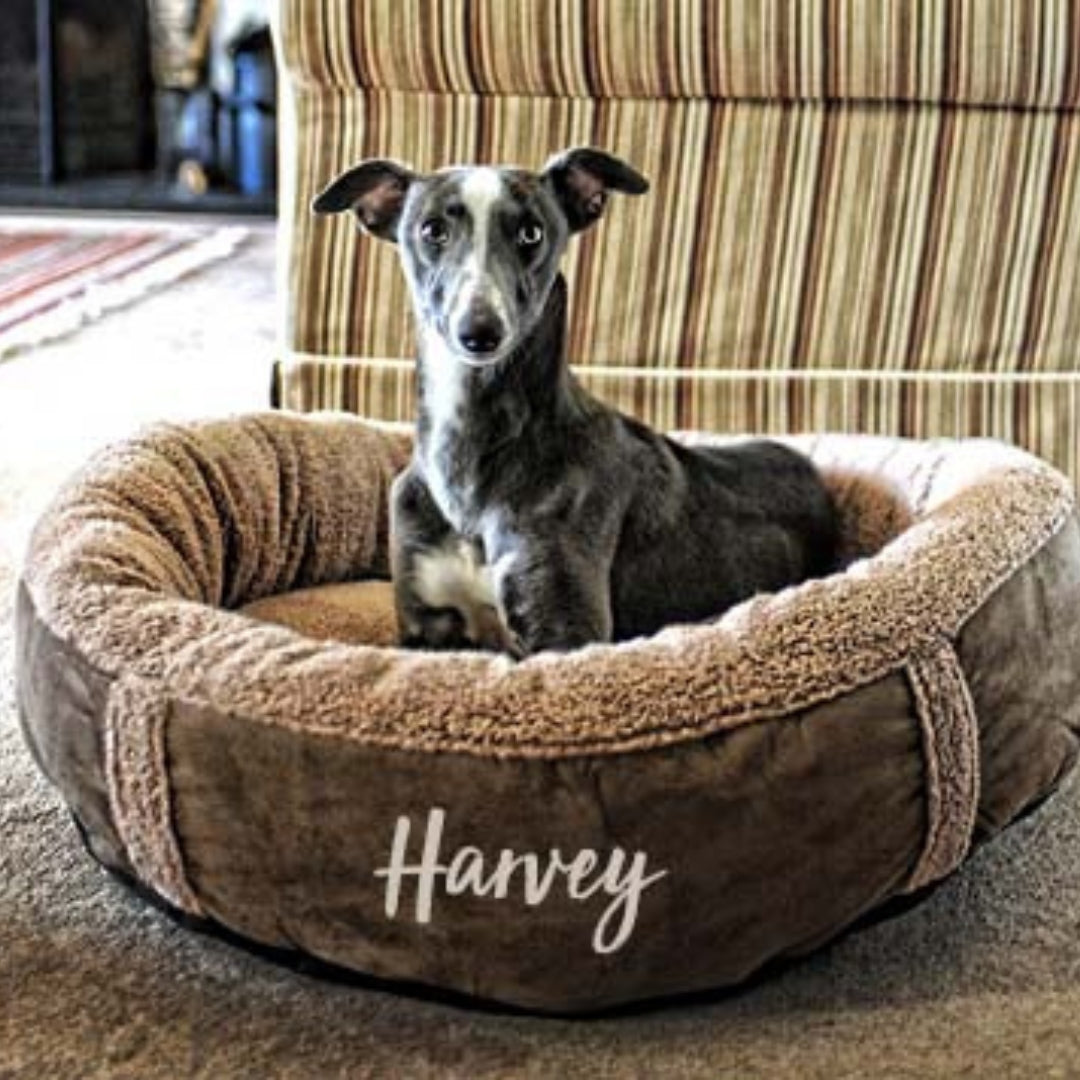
[14,412,1080,1012]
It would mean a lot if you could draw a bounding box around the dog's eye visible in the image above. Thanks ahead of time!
[420,218,450,246]
[517,222,544,248]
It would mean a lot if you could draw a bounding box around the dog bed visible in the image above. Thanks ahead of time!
[15,412,1080,1013]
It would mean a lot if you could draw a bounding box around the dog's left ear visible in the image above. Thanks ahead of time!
[541,147,649,233]
[311,159,417,242]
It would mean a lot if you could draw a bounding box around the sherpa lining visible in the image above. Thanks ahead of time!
[21,414,1074,758]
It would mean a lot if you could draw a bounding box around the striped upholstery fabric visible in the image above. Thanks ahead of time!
[272,1,1080,484]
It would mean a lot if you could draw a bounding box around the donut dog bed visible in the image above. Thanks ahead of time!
[15,413,1080,1013]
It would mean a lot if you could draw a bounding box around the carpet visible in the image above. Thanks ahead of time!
[3,227,1080,1077]
[0,220,247,360]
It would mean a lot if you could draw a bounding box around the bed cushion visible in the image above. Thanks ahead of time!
[15,412,1080,1012]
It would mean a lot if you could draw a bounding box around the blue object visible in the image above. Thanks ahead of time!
[225,24,277,195]
[234,101,276,195]
[233,51,275,107]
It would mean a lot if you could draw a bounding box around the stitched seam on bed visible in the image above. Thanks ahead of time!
[903,638,981,892]
[104,677,205,916]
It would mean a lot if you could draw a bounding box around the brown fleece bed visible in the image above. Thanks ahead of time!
[15,412,1080,1013]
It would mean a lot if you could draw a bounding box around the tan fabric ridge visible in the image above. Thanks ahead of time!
[903,638,982,893]
[104,675,206,916]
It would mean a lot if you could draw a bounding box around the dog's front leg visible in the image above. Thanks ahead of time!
[486,529,615,655]
[390,466,513,652]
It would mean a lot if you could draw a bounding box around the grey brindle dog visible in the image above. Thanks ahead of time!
[313,148,840,657]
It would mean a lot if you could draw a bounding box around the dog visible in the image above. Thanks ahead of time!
[313,147,840,657]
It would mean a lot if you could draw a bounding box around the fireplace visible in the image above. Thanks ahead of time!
[0,0,154,183]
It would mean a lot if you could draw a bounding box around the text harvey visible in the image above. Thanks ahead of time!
[374,808,669,953]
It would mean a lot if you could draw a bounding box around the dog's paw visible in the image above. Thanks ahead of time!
[401,606,472,651]
[472,605,527,660]
[401,603,523,657]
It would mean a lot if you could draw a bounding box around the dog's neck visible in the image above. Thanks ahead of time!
[413,274,586,528]
[415,274,580,451]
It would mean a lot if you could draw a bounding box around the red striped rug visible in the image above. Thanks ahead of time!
[0,221,248,359]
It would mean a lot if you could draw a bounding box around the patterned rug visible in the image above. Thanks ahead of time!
[0,220,248,359]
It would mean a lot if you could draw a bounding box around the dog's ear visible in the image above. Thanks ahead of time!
[311,159,417,242]
[541,147,649,233]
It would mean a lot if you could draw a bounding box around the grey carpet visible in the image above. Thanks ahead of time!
[2,219,1079,1079]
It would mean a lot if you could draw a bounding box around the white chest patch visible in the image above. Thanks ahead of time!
[413,537,497,640]
[419,330,472,526]
[421,331,466,427]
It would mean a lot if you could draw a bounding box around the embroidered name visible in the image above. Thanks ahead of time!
[373,807,668,954]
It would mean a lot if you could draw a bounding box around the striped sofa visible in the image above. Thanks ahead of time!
[271,1,1080,486]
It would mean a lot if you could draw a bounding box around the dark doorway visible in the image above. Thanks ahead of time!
[0,0,154,183]
[0,0,275,215]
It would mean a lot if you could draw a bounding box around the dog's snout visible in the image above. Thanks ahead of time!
[456,306,505,356]
[459,327,502,356]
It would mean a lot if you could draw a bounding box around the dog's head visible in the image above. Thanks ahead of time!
[312,148,648,366]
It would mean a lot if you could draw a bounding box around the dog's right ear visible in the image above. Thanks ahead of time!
[311,160,416,242]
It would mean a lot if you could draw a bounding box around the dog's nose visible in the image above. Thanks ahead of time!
[457,310,504,356]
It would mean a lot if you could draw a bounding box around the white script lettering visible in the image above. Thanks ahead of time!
[372,807,668,954]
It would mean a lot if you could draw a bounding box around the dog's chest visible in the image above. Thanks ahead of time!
[412,536,498,634]
[418,341,484,533]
